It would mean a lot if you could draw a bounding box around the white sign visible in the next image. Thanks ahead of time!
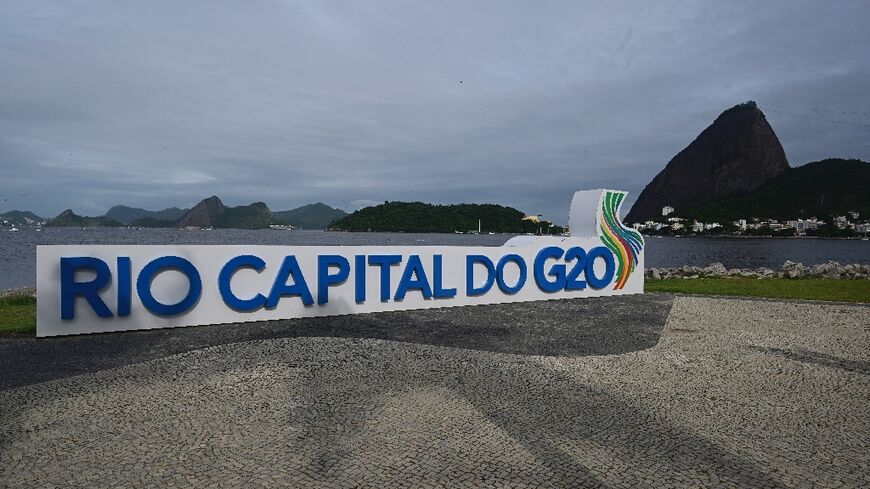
[36,189,644,336]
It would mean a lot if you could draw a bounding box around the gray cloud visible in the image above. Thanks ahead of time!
[1,0,868,223]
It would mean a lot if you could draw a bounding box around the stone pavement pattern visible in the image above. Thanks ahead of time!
[1,296,869,487]
[0,294,672,390]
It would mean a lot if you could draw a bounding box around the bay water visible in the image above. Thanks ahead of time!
[1,228,868,290]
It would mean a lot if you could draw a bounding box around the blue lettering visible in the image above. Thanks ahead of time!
[368,255,401,302]
[564,247,587,290]
[219,255,268,312]
[117,257,132,317]
[432,255,456,298]
[395,255,432,301]
[534,246,566,293]
[466,255,495,296]
[318,255,350,305]
[586,246,616,289]
[354,255,366,303]
[267,256,314,307]
[136,256,202,316]
[60,257,113,320]
[496,254,527,294]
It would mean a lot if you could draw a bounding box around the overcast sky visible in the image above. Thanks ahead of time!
[1,1,868,224]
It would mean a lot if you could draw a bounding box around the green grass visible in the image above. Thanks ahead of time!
[0,294,37,335]
[647,277,870,303]
[1,279,866,337]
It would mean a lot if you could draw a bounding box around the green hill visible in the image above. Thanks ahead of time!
[681,158,870,221]
[46,210,123,228]
[106,205,188,225]
[0,210,45,226]
[329,201,563,234]
[216,202,272,229]
[272,203,348,229]
[175,196,272,229]
[129,217,175,228]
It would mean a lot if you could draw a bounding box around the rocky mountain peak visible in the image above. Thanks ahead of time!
[626,102,790,223]
[176,196,226,228]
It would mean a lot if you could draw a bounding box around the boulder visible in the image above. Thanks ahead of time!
[806,261,840,279]
[702,262,727,277]
[781,260,808,279]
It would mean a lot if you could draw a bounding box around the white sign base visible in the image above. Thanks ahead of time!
[37,190,645,337]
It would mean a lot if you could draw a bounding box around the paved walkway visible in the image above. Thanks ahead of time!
[1,295,868,487]
[0,295,673,390]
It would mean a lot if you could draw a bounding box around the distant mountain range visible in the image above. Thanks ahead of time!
[272,203,347,229]
[626,101,868,223]
[29,198,349,229]
[24,198,552,233]
[174,196,271,229]
[105,205,189,225]
[45,210,123,228]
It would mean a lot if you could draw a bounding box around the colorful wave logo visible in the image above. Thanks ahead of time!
[598,190,644,289]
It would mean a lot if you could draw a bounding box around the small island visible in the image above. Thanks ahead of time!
[329,201,564,234]
[45,210,123,228]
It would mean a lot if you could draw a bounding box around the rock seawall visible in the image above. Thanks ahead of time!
[0,287,36,298]
[646,261,869,280]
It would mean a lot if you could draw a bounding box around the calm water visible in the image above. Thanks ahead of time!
[1,228,868,289]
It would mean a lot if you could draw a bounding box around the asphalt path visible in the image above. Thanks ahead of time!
[0,294,673,390]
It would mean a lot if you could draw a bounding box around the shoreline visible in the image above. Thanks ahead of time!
[645,233,870,240]
[6,225,870,239]
[646,260,869,280]
[0,287,35,298]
